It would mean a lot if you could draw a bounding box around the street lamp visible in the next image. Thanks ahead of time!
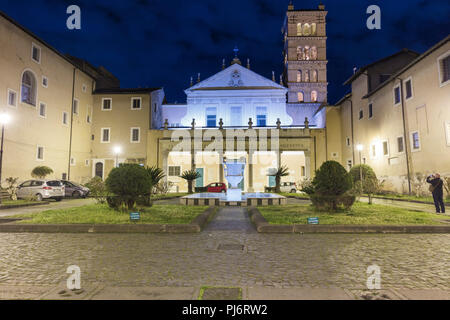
[113,146,121,168]
[0,113,11,203]
[356,144,363,194]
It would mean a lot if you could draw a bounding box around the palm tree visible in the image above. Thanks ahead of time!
[145,166,165,206]
[31,166,54,179]
[268,165,290,193]
[181,169,200,194]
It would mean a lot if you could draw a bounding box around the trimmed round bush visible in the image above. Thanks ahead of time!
[105,164,152,210]
[313,161,353,196]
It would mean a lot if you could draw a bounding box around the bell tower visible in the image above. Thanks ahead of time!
[282,1,328,127]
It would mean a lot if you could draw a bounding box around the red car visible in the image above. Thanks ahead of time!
[206,182,227,193]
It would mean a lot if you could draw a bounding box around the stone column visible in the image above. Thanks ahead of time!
[219,152,224,183]
[304,151,311,179]
[248,150,254,192]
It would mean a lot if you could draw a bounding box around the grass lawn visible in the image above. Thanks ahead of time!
[0,199,41,207]
[258,202,450,225]
[13,204,208,225]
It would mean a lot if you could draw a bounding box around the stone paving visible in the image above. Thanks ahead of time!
[0,206,449,294]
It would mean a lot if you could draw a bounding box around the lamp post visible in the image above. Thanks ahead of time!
[0,113,11,203]
[356,144,363,194]
[113,146,121,168]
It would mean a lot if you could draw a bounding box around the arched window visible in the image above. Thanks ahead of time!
[298,92,304,102]
[297,23,302,36]
[311,23,317,35]
[311,91,318,102]
[302,23,311,36]
[311,70,318,82]
[304,46,310,60]
[311,46,318,60]
[296,46,302,60]
[21,70,37,106]
[297,70,302,82]
[304,70,310,82]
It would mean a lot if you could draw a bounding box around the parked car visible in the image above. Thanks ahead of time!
[195,182,227,193]
[265,182,297,193]
[61,181,90,198]
[16,180,65,201]
[280,182,297,193]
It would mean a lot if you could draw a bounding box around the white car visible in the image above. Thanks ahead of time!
[17,180,65,201]
[280,182,298,193]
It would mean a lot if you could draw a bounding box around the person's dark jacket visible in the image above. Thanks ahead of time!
[427,176,443,196]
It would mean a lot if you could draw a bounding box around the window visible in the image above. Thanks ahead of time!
[297,92,304,102]
[302,23,311,36]
[168,166,181,176]
[86,106,92,123]
[296,23,302,36]
[101,128,110,143]
[311,23,317,35]
[36,146,44,161]
[437,52,450,86]
[31,43,41,63]
[346,137,351,147]
[301,166,306,176]
[405,78,413,100]
[21,70,37,106]
[7,89,17,107]
[206,107,217,127]
[311,70,318,82]
[397,136,404,153]
[230,106,242,126]
[297,70,301,82]
[70,157,76,166]
[411,131,421,151]
[62,112,68,125]
[82,84,87,93]
[154,103,157,113]
[310,46,317,60]
[311,90,318,102]
[39,102,46,118]
[85,159,90,167]
[347,160,352,171]
[296,46,303,60]
[73,99,79,115]
[42,76,48,88]
[131,97,142,110]
[102,98,112,111]
[371,144,377,158]
[256,107,267,127]
[359,109,363,120]
[130,127,140,143]
[304,46,310,60]
[393,85,401,105]
[382,140,389,156]
[368,103,373,118]
[304,70,310,82]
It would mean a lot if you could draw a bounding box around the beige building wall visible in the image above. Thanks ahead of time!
[333,39,450,194]
[0,14,93,185]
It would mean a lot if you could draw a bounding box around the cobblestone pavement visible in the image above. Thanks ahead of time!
[0,207,449,291]
[0,198,96,218]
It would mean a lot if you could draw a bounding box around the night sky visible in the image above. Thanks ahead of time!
[1,0,449,103]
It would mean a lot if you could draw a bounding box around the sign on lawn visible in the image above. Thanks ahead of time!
[130,212,141,221]
[307,217,319,225]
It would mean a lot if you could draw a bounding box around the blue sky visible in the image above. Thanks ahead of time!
[1,0,449,103]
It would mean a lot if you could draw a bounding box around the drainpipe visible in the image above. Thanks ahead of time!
[68,68,76,181]
[349,98,355,165]
[396,77,412,194]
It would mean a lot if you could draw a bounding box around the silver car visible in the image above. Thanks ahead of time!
[17,180,65,202]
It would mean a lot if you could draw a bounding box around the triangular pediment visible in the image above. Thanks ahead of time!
[185,63,286,93]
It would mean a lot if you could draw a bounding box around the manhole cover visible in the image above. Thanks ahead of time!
[218,244,244,251]
[200,287,242,300]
